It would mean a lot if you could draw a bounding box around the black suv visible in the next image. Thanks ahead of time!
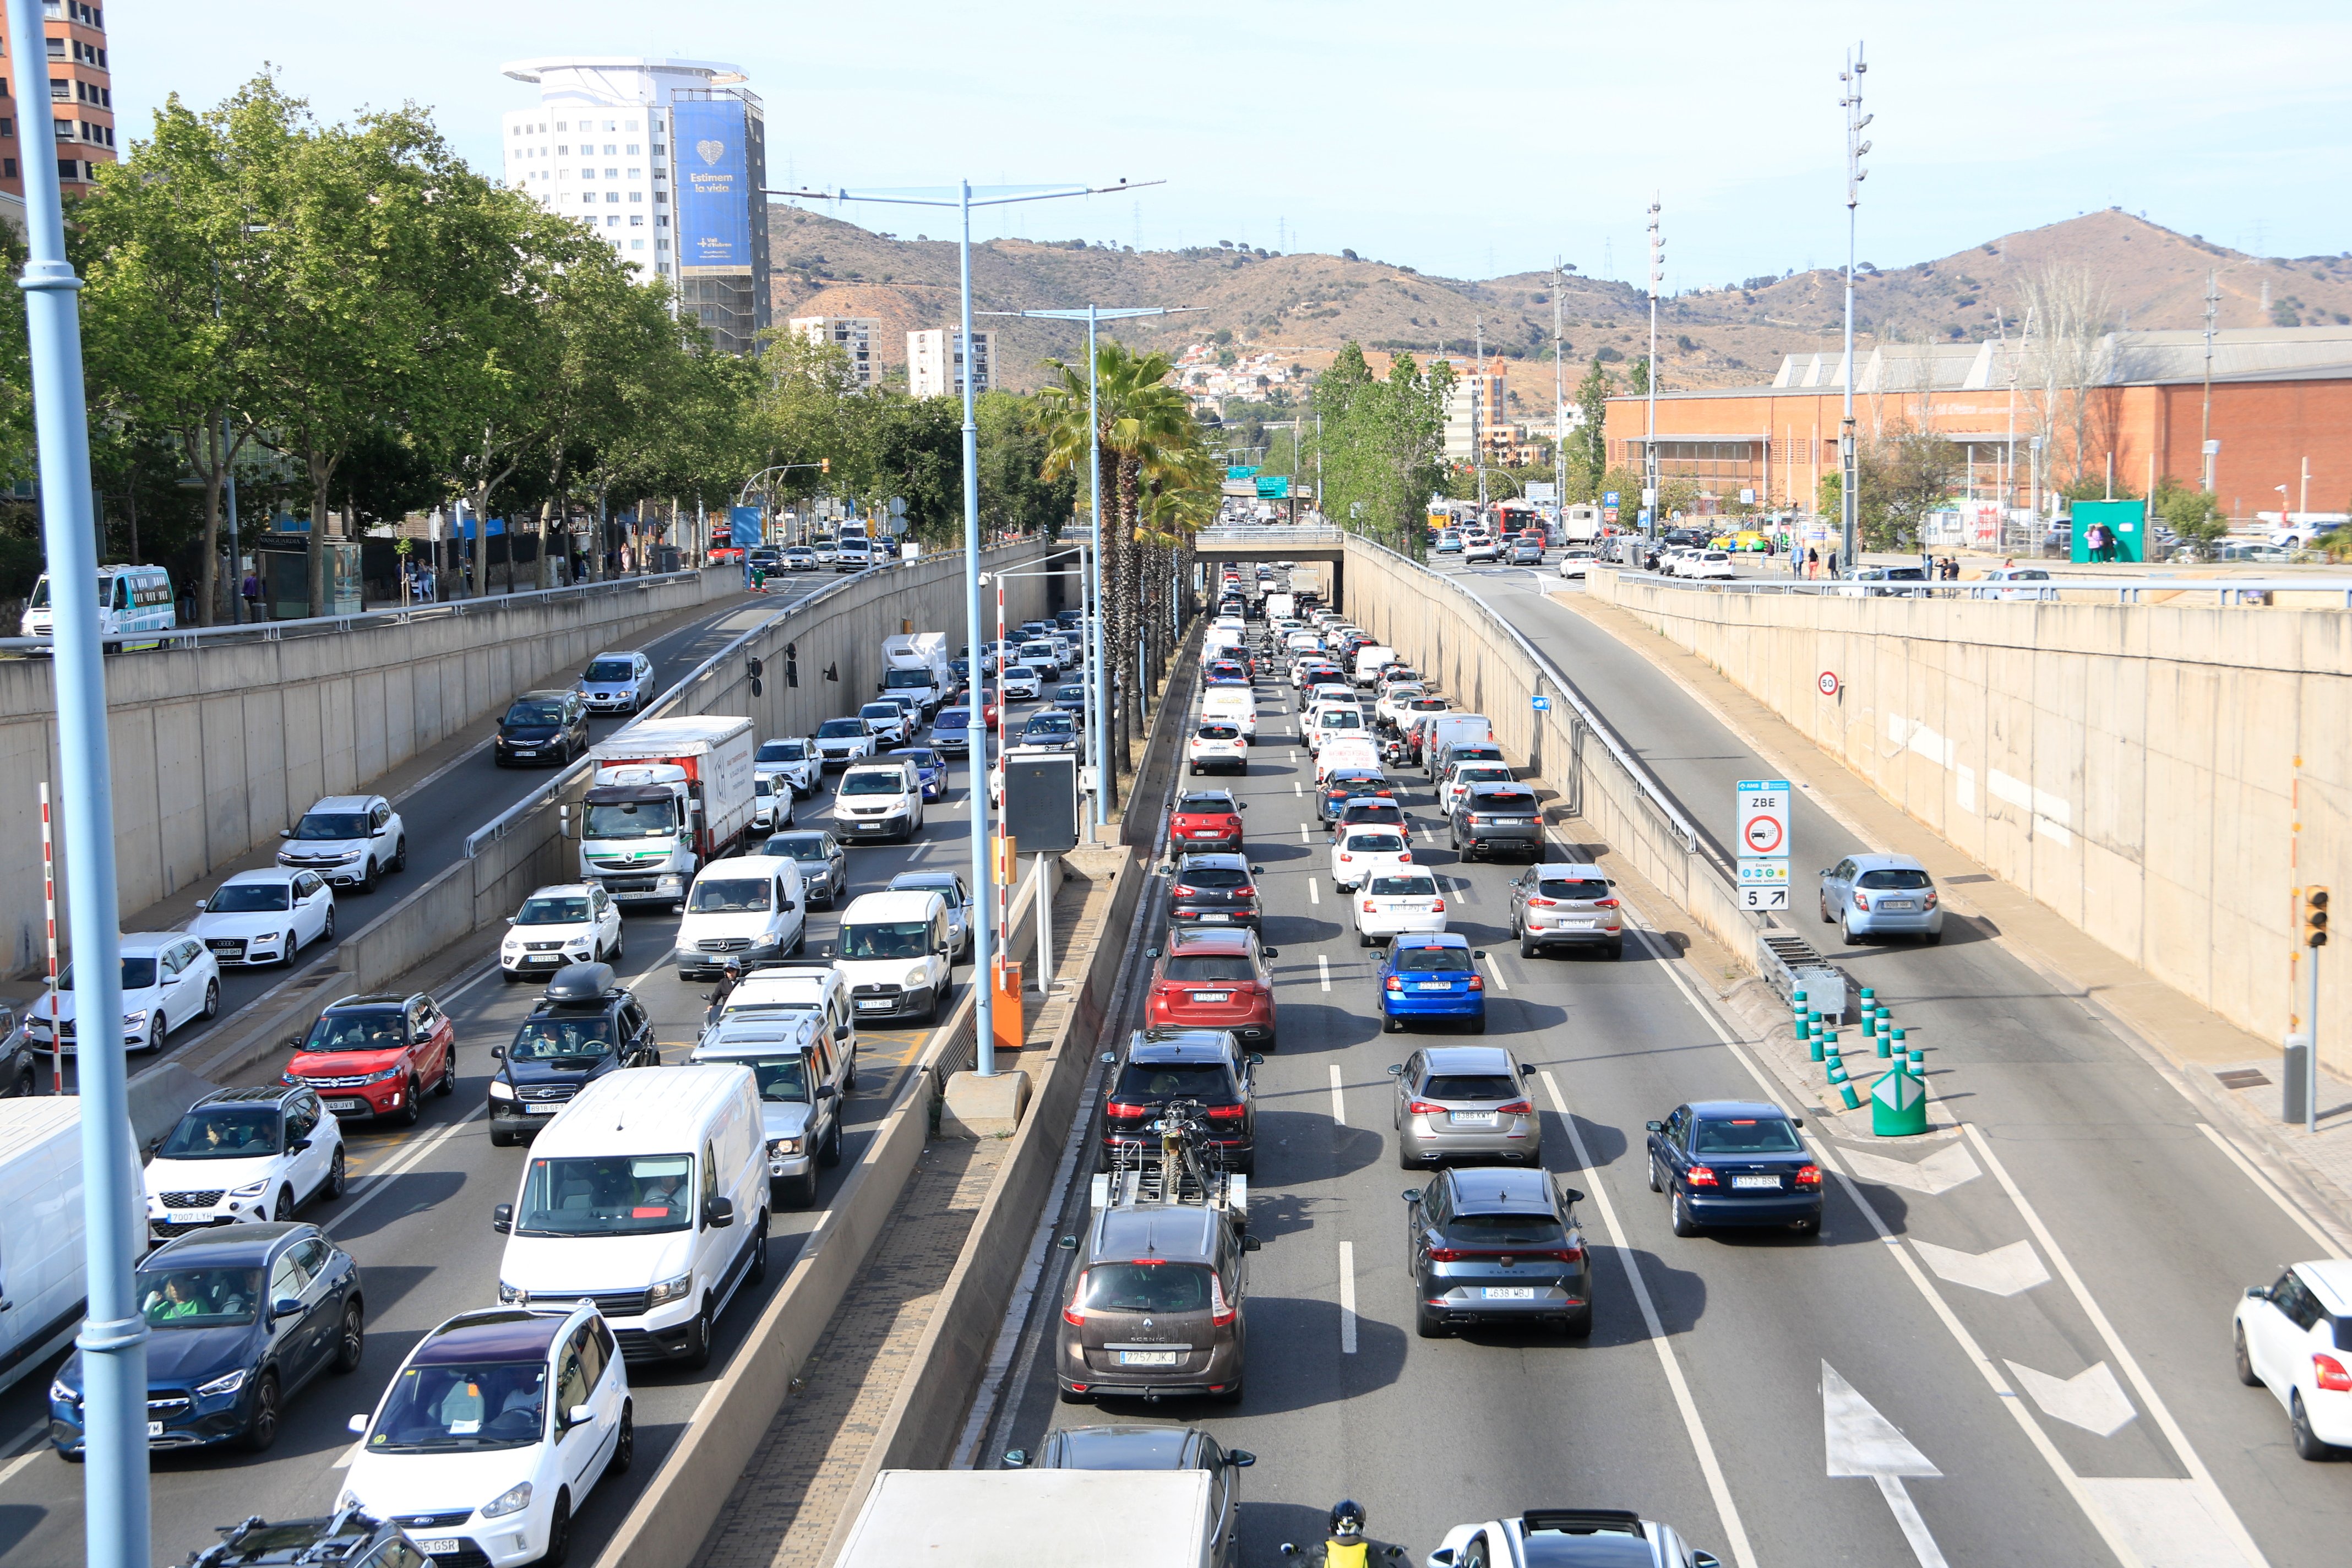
[1450,780,1543,862]
[493,688,590,767]
[1165,852,1265,932]
[176,1510,433,1568]
[486,962,660,1146]
[1102,1035,1260,1174]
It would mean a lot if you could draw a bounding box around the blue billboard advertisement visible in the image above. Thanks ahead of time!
[729,506,763,546]
[673,99,749,272]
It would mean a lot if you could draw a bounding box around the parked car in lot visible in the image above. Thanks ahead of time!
[144,1086,346,1239]
[1166,852,1265,932]
[576,650,656,714]
[1169,789,1248,853]
[1818,852,1943,943]
[500,883,624,981]
[1055,1201,1255,1404]
[1403,1166,1590,1337]
[1389,1046,1539,1167]
[1378,933,1486,1033]
[1143,927,1280,1050]
[191,869,336,968]
[1449,780,1543,862]
[494,690,591,767]
[277,794,406,892]
[1507,862,1623,959]
[1645,1100,1822,1235]
[1102,1031,1260,1174]
[487,963,660,1146]
[340,1302,634,1566]
[282,991,457,1126]
[26,934,221,1057]
[1354,868,1447,946]
[49,1222,364,1457]
[2234,1259,2352,1460]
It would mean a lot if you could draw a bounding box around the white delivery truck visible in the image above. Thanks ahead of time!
[1562,503,1603,546]
[0,1098,140,1395]
[836,1470,1219,1568]
[579,715,757,908]
[880,630,954,717]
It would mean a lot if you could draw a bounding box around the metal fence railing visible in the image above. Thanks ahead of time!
[1621,567,2352,609]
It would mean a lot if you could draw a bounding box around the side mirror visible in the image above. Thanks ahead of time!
[1251,865,1266,874]
[815,1085,837,1101]
[1402,1188,1422,1203]
[1473,950,1487,960]
[281,1036,302,1052]
[1792,1116,1805,1128]
[506,915,518,925]
[289,1138,313,1153]
[279,829,294,840]
[2246,1285,2271,1300]
[1100,1051,1117,1065]
[1057,1235,1079,1251]
[568,1403,596,1428]
[1262,947,1280,958]
[490,1046,504,1060]
[1228,1448,1255,1467]
[1238,802,1249,810]
[348,1413,370,1436]
[1645,1119,1663,1133]
[1280,1548,1299,1560]
[493,1204,514,1234]
[1242,1234,1262,1252]
[1560,1186,1586,1204]
[1387,1064,1404,1075]
[1519,1063,1534,1077]
[273,1297,303,1319]
[1146,948,1162,960]
[1003,1449,1028,1469]
[194,900,208,913]
[1692,1556,1722,1568]
[1430,1553,1456,1567]
[834,1023,851,1041]
[1248,1053,1265,1066]
[705,1195,736,1228]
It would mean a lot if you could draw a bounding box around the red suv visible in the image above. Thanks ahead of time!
[280,991,457,1126]
[1144,928,1280,1051]
[1169,789,1248,853]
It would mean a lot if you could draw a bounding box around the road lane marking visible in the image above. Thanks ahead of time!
[1823,1363,1951,1568]
[1908,1238,2049,1297]
[1294,781,1303,797]
[326,1103,488,1237]
[2192,1122,2348,1257]
[2003,1359,2136,1438]
[1308,879,1320,906]
[1338,1240,1358,1354]
[1298,823,1309,843]
[1317,955,1331,992]
[0,1415,49,1489]
[1546,1074,1758,1568]
[1478,951,1510,991]
[1329,1064,1346,1124]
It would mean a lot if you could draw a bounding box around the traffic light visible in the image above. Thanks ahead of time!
[2307,887,2330,949]
[820,458,830,474]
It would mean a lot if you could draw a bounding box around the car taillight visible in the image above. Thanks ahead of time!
[1464,814,1480,826]
[1594,897,1619,908]
[1433,898,1446,912]
[1205,1103,1246,1123]
[1686,1164,1718,1186]
[1211,1273,1237,1327]
[1399,851,1412,861]
[1106,1101,1146,1119]
[1238,887,1256,899]
[1425,1246,1468,1263]
[1543,1246,1586,1263]
[1497,1099,1533,1114]
[1408,1099,1445,1115]
[1386,976,1403,992]
[1227,816,1242,827]
[1171,885,1196,897]
[1924,891,1939,908]
[1528,895,1558,907]
[1467,974,1484,991]
[1853,892,1871,910]
[1064,1271,1090,1325]
[2315,1353,2352,1392]
[1363,900,1377,913]
[1340,852,1353,861]
[1795,1164,1822,1188]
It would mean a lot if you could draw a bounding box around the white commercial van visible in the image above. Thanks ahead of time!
[1351,645,1398,687]
[1422,714,1496,778]
[1,1098,139,1395]
[19,563,176,643]
[833,890,955,1026]
[709,962,858,1057]
[1199,687,1258,741]
[492,1065,769,1368]
[672,854,807,981]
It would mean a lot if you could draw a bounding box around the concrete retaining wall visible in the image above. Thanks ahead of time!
[0,570,731,976]
[1586,569,2352,1065]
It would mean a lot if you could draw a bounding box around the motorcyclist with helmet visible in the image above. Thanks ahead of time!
[1282,1501,1404,1568]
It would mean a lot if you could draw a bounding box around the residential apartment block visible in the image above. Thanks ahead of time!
[0,0,118,205]
[909,329,994,399]
[790,315,881,388]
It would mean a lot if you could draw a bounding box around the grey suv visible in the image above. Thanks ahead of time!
[1055,1204,1258,1404]
[1449,780,1543,862]
[1389,1046,1540,1167]
[1507,862,1624,959]
[1404,1166,1591,1338]
[763,829,848,908]
[690,1010,854,1208]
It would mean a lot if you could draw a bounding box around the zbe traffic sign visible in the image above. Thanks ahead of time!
[1736,779,1790,857]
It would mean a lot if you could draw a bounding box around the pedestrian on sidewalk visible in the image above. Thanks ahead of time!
[1806,547,1819,579]
[239,569,262,622]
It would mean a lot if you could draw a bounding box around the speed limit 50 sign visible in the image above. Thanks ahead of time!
[1737,780,1790,858]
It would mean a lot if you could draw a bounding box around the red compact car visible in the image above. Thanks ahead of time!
[1144,927,1279,1050]
[1169,788,1248,853]
[977,693,1001,730]
[281,990,456,1126]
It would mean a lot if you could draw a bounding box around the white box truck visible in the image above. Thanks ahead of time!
[579,715,757,908]
[835,1469,1218,1568]
[1562,504,1603,546]
[880,631,954,716]
[1,1098,140,1396]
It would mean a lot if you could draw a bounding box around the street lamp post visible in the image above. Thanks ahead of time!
[1839,43,1873,576]
[1645,198,1663,544]
[9,0,145,1561]
[764,177,1155,1076]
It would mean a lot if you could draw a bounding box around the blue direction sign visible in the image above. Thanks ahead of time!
[1532,695,1551,711]
[1603,490,1621,507]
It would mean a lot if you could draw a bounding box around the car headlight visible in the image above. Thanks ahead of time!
[646,1271,693,1307]
[334,851,362,864]
[195,1368,248,1398]
[48,1378,77,1406]
[481,1480,533,1520]
[229,1180,270,1199]
[488,1080,515,1099]
[768,1136,802,1156]
[563,938,591,952]
[361,1065,405,1084]
[122,1010,149,1030]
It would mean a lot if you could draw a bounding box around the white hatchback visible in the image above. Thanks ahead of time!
[342,1303,632,1568]
[1332,824,1414,891]
[1354,868,1447,946]
[189,869,336,967]
[1000,664,1043,700]
[1187,719,1248,776]
[2234,1259,2352,1458]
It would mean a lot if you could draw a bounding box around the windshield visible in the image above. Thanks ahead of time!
[139,1266,263,1327]
[1175,865,1248,890]
[1176,795,1234,814]
[504,701,567,727]
[57,955,157,992]
[585,799,676,839]
[839,920,931,960]
[1343,832,1406,854]
[1161,955,1256,983]
[1079,1261,1212,1313]
[689,878,770,913]
[301,1011,406,1055]
[292,813,371,841]
[742,1056,809,1102]
[1343,806,1406,829]
[208,883,292,913]
[516,1153,693,1237]
[935,711,970,728]
[1455,767,1513,787]
[584,661,634,682]
[1425,1074,1519,1100]
[1691,1118,1805,1154]
[367,1358,547,1453]
[1537,878,1610,901]
[1857,869,1933,890]
[159,1104,281,1159]
[1368,874,1436,897]
[841,771,908,797]
[1026,715,1073,736]
[817,719,867,738]
[518,896,590,925]
[859,705,900,723]
[765,833,827,861]
[508,1016,615,1061]
[1196,724,1239,741]
[1392,945,1471,974]
[884,668,931,689]
[1116,1061,1235,1100]
[757,740,808,763]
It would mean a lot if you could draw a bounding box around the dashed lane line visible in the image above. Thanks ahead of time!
[1329,1064,1346,1125]
[1317,955,1331,992]
[1479,950,1511,991]
[1338,1240,1359,1355]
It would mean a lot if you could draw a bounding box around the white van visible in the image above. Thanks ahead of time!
[672,854,807,981]
[833,890,954,1026]
[19,563,176,643]
[1314,736,1381,784]
[492,1065,768,1368]
[0,1098,138,1395]
[1422,714,1496,778]
[1351,645,1398,687]
[1199,687,1258,741]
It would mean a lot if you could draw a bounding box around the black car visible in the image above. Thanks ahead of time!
[0,1001,34,1096]
[1319,769,1395,826]
[1645,1099,1822,1235]
[1165,852,1265,931]
[1403,1166,1592,1338]
[1003,1426,1254,1568]
[492,689,590,767]
[1102,1035,1259,1174]
[487,962,660,1146]
[1449,780,1544,862]
[176,1510,437,1568]
[48,1222,363,1456]
[1053,683,1090,722]
[1020,710,1081,752]
[763,829,848,908]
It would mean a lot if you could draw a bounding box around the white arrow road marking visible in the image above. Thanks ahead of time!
[1823,1362,1950,1568]
[1329,1064,1346,1125]
[1837,1140,1981,1196]
[1908,1237,2050,1297]
[2005,1359,2136,1437]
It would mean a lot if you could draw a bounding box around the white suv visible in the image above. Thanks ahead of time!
[277,794,407,892]
[145,1085,346,1239]
[832,759,925,844]
[501,884,625,981]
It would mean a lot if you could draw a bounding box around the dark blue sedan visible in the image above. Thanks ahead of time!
[1645,1100,1822,1235]
[890,746,948,801]
[49,1222,363,1457]
[1378,933,1487,1033]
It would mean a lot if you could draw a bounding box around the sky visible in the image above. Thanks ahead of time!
[106,0,2352,287]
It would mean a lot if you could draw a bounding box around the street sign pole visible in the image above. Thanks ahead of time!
[1737,779,1792,911]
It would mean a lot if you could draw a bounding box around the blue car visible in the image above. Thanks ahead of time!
[891,746,948,801]
[50,1222,364,1457]
[1817,852,1945,944]
[1645,1100,1822,1235]
[1378,932,1487,1033]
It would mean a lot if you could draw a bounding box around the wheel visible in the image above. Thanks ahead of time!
[819,1117,843,1167]
[1841,916,1857,945]
[1670,1190,1701,1238]
[1923,930,1943,945]
[2293,1392,2338,1460]
[325,1146,347,1200]
[273,1186,293,1221]
[1521,935,1538,959]
[680,1298,715,1371]
[613,927,626,960]
[780,1168,818,1210]
[1561,1305,1594,1340]
[323,906,336,943]
[1414,1300,1449,1339]
[359,857,377,895]
[540,1493,573,1568]
[200,979,220,1020]
[396,1073,423,1128]
[435,1045,456,1096]
[1647,1156,1663,1194]
[1606,939,1624,961]
[748,1218,770,1284]
[391,837,407,873]
[1383,1012,1402,1033]
[844,1050,858,1092]
[927,985,946,1027]
[2236,1325,2263,1387]
[332,1301,365,1373]
[611,1404,634,1474]
[144,1022,163,1055]
[1468,1014,1486,1035]
[1820,897,1833,925]
[242,1372,282,1453]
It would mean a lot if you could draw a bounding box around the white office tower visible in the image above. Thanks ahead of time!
[499,56,772,354]
[909,329,995,399]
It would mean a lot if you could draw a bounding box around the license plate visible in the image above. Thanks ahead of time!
[1414,982,1451,992]
[1190,830,1223,839]
[1881,901,1917,911]
[1450,1112,1496,1126]
[525,1102,561,1115]
[857,999,890,1010]
[1118,1350,1182,1366]
[1483,1287,1534,1300]
[1191,992,1231,1003]
[146,1421,164,1438]
[325,1099,365,1113]
[511,749,537,757]
[1733,1174,1781,1190]
[417,1540,461,1557]
[1196,913,1230,923]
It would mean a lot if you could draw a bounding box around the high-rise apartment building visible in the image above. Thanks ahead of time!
[789,315,881,389]
[1440,356,1507,462]
[499,56,772,354]
[0,0,118,205]
[909,329,995,399]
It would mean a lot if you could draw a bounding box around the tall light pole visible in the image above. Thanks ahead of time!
[9,0,144,1560]
[765,178,1155,1076]
[1645,197,1663,543]
[1839,42,1873,575]
[1552,259,1565,504]
[2201,271,2221,493]
[982,303,1194,832]
[1473,315,1487,515]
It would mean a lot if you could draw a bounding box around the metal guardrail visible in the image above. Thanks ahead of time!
[1623,567,2352,608]
[1195,525,1343,546]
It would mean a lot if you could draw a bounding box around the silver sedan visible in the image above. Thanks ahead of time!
[1390,1045,1541,1167]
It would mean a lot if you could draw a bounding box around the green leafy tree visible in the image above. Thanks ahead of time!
[1571,356,1611,496]
[2152,473,2228,558]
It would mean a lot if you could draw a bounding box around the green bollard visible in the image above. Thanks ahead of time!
[1861,1008,1877,1041]
[1871,1057,1929,1136]
[1837,1080,1864,1110]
